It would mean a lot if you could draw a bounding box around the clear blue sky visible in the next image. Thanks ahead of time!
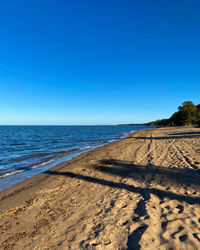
[0,0,200,125]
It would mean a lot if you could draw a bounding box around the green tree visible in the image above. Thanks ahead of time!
[170,101,198,126]
[196,106,200,126]
[150,101,200,127]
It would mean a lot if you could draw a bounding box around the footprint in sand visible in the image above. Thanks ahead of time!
[170,226,184,239]
[193,233,200,242]
[176,205,184,214]
[127,224,148,249]
[179,234,188,242]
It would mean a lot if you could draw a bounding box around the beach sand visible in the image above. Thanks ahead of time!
[1,127,200,249]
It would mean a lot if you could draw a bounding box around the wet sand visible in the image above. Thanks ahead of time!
[1,127,200,249]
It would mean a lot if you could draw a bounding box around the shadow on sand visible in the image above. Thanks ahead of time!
[45,158,200,249]
[45,159,200,205]
[127,131,200,141]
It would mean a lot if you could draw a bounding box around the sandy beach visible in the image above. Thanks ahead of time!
[1,127,200,249]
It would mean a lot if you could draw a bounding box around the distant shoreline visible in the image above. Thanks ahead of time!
[117,123,152,126]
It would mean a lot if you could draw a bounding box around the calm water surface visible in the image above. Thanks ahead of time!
[0,125,151,191]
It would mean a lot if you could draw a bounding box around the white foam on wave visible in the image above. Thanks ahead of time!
[0,169,23,179]
[131,130,136,133]
[31,159,55,169]
[79,145,94,151]
[108,139,116,143]
[120,132,129,138]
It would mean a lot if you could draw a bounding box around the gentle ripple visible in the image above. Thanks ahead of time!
[0,125,151,191]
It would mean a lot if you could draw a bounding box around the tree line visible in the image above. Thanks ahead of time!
[149,101,200,127]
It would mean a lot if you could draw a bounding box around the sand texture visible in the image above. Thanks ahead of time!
[1,127,200,249]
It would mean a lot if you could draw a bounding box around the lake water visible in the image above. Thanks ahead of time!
[0,125,151,191]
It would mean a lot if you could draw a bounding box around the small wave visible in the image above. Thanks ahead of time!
[9,143,26,146]
[100,139,109,143]
[0,169,23,179]
[120,132,129,138]
[7,152,50,163]
[56,148,79,154]
[0,159,55,179]
[7,148,80,164]
[31,159,55,169]
[79,145,94,151]
[0,147,94,179]
[130,130,136,133]
[108,139,116,143]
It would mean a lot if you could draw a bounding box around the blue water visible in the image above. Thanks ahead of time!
[0,125,151,191]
